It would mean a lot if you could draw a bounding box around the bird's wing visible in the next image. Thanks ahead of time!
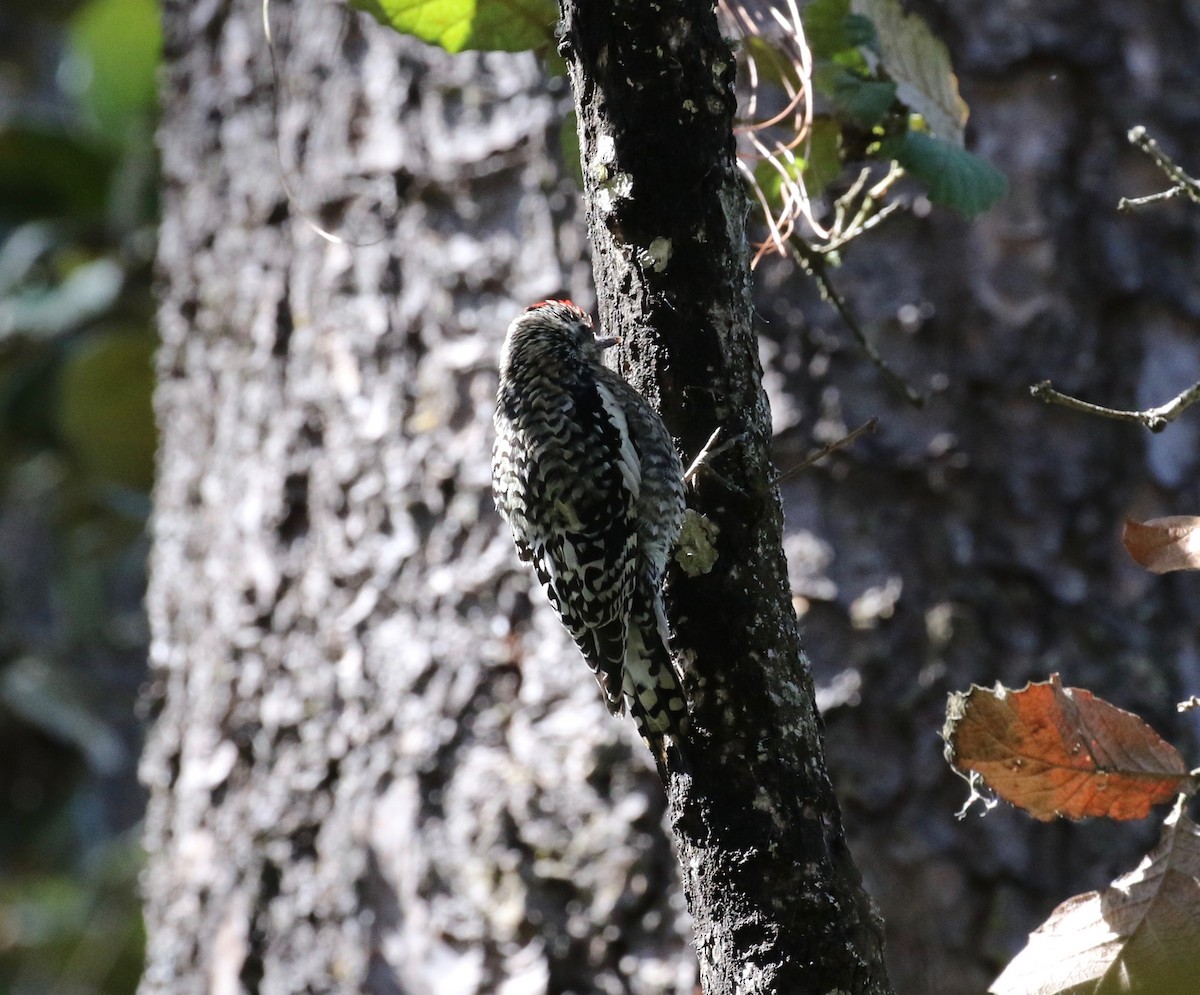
[526,378,641,713]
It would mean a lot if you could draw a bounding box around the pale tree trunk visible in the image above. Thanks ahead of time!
[142,1,696,991]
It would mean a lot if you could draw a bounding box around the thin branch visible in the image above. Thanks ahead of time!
[1034,128,1200,430]
[819,199,905,255]
[774,417,879,484]
[684,426,725,483]
[723,0,825,255]
[788,239,925,407]
[1117,125,1200,213]
[822,163,905,253]
[832,167,872,237]
[1029,379,1200,433]
[1118,186,1190,212]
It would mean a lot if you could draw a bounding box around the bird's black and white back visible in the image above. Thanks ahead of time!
[492,301,688,757]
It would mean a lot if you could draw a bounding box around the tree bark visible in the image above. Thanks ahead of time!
[560,2,892,992]
[143,2,698,992]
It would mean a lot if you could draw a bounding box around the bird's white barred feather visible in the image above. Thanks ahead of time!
[492,300,689,759]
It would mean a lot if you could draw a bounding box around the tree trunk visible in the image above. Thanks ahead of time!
[559,2,891,992]
[142,2,697,991]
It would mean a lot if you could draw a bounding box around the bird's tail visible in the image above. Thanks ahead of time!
[623,577,689,772]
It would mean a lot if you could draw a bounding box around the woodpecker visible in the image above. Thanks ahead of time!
[492,300,688,761]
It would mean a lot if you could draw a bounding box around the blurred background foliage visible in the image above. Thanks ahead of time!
[0,0,159,990]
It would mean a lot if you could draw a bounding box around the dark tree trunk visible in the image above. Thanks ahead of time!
[559,2,891,992]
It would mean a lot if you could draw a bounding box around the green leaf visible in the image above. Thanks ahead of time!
[803,0,875,68]
[851,0,968,144]
[802,0,853,59]
[70,0,161,139]
[831,71,896,128]
[351,0,558,53]
[57,327,157,490]
[803,118,844,198]
[883,132,1008,216]
[0,127,113,221]
[842,14,879,53]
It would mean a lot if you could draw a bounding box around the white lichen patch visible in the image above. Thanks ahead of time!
[595,170,633,215]
[639,237,672,273]
[595,132,617,166]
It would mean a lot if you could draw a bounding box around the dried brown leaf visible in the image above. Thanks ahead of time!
[1122,515,1200,573]
[944,675,1195,821]
[991,806,1200,994]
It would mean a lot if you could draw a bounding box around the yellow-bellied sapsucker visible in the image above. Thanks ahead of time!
[492,300,688,759]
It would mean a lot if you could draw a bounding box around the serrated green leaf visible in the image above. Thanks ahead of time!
[832,71,896,128]
[351,0,557,53]
[884,132,1007,216]
[842,14,878,53]
[851,0,967,144]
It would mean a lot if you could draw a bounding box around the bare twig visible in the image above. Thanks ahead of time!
[1033,127,1200,429]
[821,163,905,254]
[774,417,879,484]
[819,200,905,256]
[1118,186,1190,212]
[1029,379,1200,433]
[684,426,726,484]
[722,0,823,258]
[1117,125,1200,213]
[788,239,925,407]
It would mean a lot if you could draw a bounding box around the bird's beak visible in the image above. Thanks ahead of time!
[594,335,621,349]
